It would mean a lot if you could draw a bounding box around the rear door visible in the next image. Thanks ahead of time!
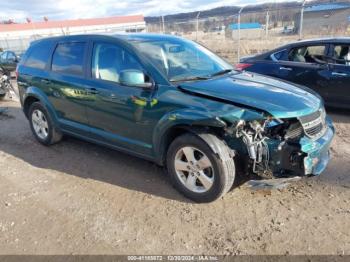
[17,40,55,106]
[47,41,90,135]
[270,44,331,99]
[241,49,287,78]
[274,61,329,97]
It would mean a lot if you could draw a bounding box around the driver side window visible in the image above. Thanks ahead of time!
[333,45,350,66]
[92,43,143,83]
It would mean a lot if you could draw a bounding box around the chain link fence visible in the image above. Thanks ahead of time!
[147,1,350,63]
[1,1,350,62]
[0,24,145,55]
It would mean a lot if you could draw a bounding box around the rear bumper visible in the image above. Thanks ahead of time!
[301,117,334,175]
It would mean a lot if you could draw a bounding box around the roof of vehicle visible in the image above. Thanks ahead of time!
[304,3,350,13]
[295,37,350,45]
[114,33,182,41]
[30,33,183,45]
[264,37,350,54]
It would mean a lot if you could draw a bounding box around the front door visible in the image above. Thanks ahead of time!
[325,44,350,107]
[84,41,156,155]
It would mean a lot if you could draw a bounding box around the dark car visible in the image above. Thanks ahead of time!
[0,50,19,74]
[237,38,350,108]
[0,50,20,99]
[17,34,334,202]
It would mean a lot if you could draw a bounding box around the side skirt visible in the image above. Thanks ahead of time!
[61,129,157,164]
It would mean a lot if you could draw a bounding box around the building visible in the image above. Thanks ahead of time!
[229,23,263,39]
[295,3,350,35]
[0,15,146,53]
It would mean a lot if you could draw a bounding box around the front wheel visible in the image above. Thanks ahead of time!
[166,133,235,203]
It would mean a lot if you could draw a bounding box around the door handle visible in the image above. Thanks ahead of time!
[85,88,99,95]
[332,72,348,77]
[279,67,293,71]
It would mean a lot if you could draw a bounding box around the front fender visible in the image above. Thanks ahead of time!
[23,86,59,126]
[152,108,227,164]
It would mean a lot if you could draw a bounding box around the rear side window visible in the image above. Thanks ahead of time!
[23,42,51,69]
[288,45,326,64]
[270,50,286,61]
[7,52,16,60]
[52,42,86,76]
[0,52,7,60]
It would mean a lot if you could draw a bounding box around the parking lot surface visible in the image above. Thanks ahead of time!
[0,100,349,255]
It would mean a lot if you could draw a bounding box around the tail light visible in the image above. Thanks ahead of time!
[235,63,253,71]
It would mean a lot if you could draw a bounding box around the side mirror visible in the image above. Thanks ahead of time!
[119,70,153,89]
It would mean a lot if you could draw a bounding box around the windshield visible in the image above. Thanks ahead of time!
[130,37,233,82]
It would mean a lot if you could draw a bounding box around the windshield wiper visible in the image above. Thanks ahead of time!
[170,75,211,83]
[170,69,234,82]
[207,69,234,77]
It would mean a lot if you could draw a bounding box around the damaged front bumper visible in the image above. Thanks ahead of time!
[301,117,334,175]
[268,117,335,177]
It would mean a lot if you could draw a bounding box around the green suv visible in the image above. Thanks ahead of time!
[17,34,334,202]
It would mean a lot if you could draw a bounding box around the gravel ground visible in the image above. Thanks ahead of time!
[0,99,349,255]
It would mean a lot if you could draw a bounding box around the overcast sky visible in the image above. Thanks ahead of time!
[0,0,292,22]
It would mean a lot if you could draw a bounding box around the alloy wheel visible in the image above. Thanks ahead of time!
[174,146,214,193]
[31,109,49,140]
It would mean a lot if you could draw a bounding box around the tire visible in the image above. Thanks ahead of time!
[28,102,62,145]
[166,133,235,203]
[0,69,8,100]
[0,72,6,100]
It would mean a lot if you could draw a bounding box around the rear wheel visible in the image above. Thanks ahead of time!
[167,133,235,203]
[28,102,62,145]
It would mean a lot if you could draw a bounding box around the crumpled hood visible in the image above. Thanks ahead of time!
[179,72,322,119]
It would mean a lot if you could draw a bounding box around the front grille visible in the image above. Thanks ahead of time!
[299,110,321,124]
[285,122,304,140]
[305,122,324,137]
[298,109,326,140]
